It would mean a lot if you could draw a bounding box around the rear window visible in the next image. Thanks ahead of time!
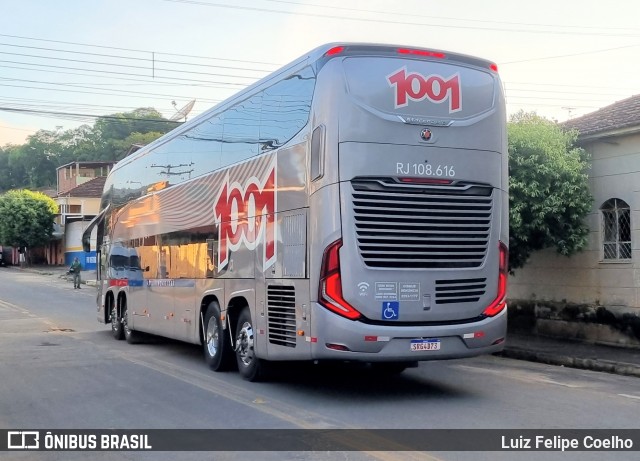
[342,57,496,121]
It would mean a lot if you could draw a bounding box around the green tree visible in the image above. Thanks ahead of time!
[0,190,58,260]
[92,108,177,161]
[8,130,60,189]
[0,108,177,191]
[508,111,593,271]
[0,145,20,191]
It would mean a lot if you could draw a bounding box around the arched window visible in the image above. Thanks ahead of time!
[601,198,631,260]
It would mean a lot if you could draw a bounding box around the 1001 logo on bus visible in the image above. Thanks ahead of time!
[214,161,277,272]
[387,67,461,112]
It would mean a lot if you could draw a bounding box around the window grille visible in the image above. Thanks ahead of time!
[601,198,631,260]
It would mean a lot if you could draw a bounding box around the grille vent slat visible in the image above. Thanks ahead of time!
[267,285,297,348]
[435,278,487,304]
[352,180,493,269]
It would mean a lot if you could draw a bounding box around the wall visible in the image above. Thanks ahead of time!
[57,164,111,194]
[56,196,102,217]
[508,131,640,346]
[509,131,640,308]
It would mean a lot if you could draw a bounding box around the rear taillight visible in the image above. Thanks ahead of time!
[483,242,508,317]
[319,239,362,320]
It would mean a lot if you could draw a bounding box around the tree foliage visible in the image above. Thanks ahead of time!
[508,111,593,271]
[0,108,178,192]
[0,189,58,250]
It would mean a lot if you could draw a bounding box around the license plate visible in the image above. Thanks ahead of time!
[410,339,441,351]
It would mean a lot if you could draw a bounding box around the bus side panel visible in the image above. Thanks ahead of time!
[262,278,312,360]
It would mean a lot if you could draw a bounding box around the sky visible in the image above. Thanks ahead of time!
[1,0,639,146]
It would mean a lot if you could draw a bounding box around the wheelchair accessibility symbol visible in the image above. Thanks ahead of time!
[382,302,399,320]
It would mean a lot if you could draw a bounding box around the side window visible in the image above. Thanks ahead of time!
[182,113,224,175]
[221,94,262,167]
[601,198,631,260]
[260,66,315,153]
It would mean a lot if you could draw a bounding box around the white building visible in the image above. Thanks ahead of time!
[509,95,640,347]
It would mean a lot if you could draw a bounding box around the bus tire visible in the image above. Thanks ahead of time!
[235,306,268,382]
[123,301,142,344]
[111,303,124,340]
[203,301,234,371]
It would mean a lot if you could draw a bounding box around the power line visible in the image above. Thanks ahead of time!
[0,63,243,91]
[0,42,276,73]
[263,0,640,33]
[501,44,640,65]
[0,51,265,80]
[0,106,185,123]
[0,59,252,86]
[0,33,281,66]
[0,77,222,103]
[160,0,640,37]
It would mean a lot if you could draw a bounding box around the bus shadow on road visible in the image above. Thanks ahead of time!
[94,329,473,400]
[262,361,472,401]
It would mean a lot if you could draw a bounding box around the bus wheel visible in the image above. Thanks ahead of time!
[235,307,268,382]
[123,301,141,344]
[111,304,124,340]
[203,301,234,371]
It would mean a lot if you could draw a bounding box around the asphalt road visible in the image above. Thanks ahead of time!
[1,268,639,461]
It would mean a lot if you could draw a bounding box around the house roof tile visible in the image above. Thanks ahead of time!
[58,176,106,198]
[562,94,640,136]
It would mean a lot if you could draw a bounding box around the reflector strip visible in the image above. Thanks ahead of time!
[364,336,390,342]
[464,331,486,339]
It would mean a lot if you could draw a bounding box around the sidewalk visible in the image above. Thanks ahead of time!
[3,264,640,378]
[7,264,97,287]
[500,333,640,378]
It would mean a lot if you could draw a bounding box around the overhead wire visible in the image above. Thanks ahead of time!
[262,0,640,33]
[159,0,640,37]
[0,3,636,129]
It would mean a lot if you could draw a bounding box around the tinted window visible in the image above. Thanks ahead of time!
[221,94,262,167]
[260,66,315,152]
[106,66,315,207]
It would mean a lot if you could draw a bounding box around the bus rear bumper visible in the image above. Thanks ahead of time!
[309,303,507,362]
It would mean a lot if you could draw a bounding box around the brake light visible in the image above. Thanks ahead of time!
[489,63,499,73]
[483,242,508,317]
[319,239,362,320]
[397,48,446,59]
[325,46,345,56]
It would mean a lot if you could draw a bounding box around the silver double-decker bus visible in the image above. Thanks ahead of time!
[83,43,508,381]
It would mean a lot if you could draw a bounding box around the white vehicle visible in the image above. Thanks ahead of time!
[83,43,508,381]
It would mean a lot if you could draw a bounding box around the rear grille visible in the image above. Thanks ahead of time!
[351,179,493,269]
[267,285,296,348]
[435,278,487,304]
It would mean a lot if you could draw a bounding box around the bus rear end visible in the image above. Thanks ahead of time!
[308,44,507,362]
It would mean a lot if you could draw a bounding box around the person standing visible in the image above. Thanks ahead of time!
[70,257,82,289]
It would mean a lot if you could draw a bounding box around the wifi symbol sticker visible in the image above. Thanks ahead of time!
[357,282,370,296]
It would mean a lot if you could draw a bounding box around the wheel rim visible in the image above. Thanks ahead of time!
[111,306,118,331]
[206,316,219,357]
[122,306,130,336]
[236,321,254,367]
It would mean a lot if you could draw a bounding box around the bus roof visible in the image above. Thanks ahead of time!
[112,43,497,173]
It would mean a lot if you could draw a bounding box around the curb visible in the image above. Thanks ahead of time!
[501,346,640,378]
